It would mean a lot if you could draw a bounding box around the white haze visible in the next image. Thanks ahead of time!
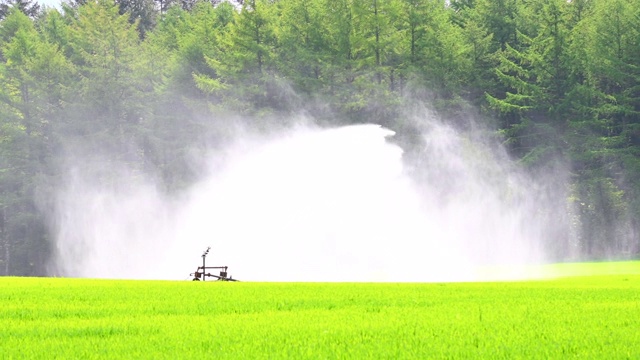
[49,113,563,282]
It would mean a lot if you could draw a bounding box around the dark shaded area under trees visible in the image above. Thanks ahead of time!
[1,0,639,276]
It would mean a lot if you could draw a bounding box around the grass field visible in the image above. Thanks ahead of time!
[1,262,639,359]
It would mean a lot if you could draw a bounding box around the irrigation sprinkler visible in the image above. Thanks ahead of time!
[189,247,238,281]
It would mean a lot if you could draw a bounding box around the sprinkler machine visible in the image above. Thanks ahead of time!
[190,247,238,281]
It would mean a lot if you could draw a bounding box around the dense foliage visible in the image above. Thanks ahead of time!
[1,0,639,275]
[2,266,640,358]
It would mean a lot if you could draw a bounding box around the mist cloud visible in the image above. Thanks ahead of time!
[49,111,568,281]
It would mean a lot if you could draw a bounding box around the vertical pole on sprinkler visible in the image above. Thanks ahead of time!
[202,250,206,282]
[200,247,211,281]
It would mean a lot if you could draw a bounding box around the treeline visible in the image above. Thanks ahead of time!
[1,0,639,275]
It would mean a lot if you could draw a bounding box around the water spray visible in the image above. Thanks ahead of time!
[50,121,566,282]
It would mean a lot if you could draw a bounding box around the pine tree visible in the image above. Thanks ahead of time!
[402,0,470,99]
[67,0,143,147]
[276,0,329,94]
[0,0,40,21]
[0,9,64,275]
[198,0,279,112]
[351,0,402,86]
[115,0,158,38]
[566,0,640,256]
[473,0,519,52]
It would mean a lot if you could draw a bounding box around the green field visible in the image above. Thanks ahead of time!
[1,262,639,359]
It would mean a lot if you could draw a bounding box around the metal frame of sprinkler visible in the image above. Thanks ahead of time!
[190,247,238,281]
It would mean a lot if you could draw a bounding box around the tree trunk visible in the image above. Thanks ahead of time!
[4,238,8,276]
[0,207,7,275]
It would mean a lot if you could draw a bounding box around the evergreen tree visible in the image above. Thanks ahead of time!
[275,0,329,95]
[485,0,576,165]
[0,0,40,21]
[0,9,64,275]
[116,0,158,38]
[473,0,519,52]
[2,0,640,274]
[405,0,470,100]
[66,0,143,155]
[169,1,227,99]
[452,3,494,102]
[351,0,402,86]
[199,0,279,112]
[320,0,356,91]
[566,0,640,256]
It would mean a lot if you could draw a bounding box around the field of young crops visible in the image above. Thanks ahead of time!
[1,262,639,359]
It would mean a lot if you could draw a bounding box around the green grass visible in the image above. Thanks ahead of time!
[1,262,640,359]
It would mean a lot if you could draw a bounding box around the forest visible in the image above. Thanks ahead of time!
[1,0,639,276]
